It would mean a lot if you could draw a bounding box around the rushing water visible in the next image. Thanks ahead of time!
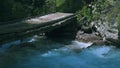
[0,36,120,68]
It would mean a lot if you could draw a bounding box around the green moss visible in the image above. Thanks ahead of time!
[77,6,92,21]
[117,15,120,37]
[56,0,65,7]
[107,1,120,25]
[117,16,120,26]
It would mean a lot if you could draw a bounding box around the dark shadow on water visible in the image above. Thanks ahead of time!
[0,34,74,54]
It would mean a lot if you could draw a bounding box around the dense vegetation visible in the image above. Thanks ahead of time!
[0,0,94,22]
[76,0,120,39]
[0,0,45,22]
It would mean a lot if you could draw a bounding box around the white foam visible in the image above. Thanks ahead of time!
[41,50,61,57]
[72,41,93,48]
[90,46,112,58]
[0,40,21,52]
[28,38,36,42]
[41,41,93,57]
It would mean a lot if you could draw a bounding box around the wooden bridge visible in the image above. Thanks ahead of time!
[0,12,76,44]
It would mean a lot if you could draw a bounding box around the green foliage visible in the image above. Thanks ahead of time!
[56,0,65,7]
[117,16,120,25]
[76,6,92,25]
[81,6,92,20]
[117,15,120,37]
[76,0,115,24]
[0,0,94,22]
[12,2,32,19]
[107,0,120,26]
[44,0,56,13]
[0,0,46,22]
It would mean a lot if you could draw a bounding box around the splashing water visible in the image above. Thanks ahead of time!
[41,41,93,57]
[0,37,120,68]
[89,46,112,58]
[71,41,93,48]
[88,46,120,58]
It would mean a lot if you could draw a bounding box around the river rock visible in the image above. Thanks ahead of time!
[105,38,120,48]
[76,31,105,45]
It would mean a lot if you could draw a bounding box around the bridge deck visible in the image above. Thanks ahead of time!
[0,12,74,34]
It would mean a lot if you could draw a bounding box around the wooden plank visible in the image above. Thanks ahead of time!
[0,15,76,45]
[0,12,74,34]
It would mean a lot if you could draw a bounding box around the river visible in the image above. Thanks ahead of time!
[0,35,120,68]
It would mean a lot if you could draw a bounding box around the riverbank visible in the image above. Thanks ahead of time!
[75,29,120,48]
[75,0,120,47]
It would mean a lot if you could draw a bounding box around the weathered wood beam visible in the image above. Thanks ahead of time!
[0,12,76,45]
[0,12,74,34]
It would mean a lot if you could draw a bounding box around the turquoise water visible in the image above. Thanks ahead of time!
[0,36,120,68]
